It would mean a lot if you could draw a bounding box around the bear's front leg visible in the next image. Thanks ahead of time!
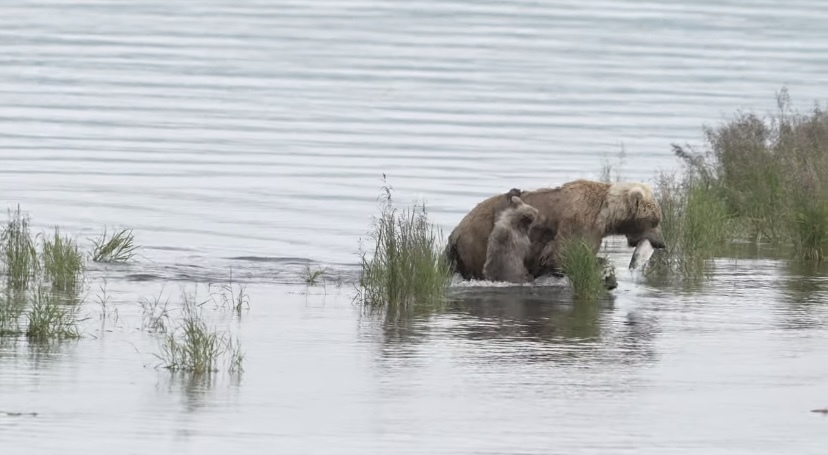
[531,240,564,278]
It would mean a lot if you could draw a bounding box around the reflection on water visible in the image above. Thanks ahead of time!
[448,286,612,342]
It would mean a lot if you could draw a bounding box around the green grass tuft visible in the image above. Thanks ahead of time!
[209,272,250,316]
[1,206,39,291]
[91,227,138,263]
[646,172,732,281]
[302,263,328,286]
[558,237,606,301]
[358,179,453,320]
[154,289,244,374]
[25,287,82,341]
[0,290,26,336]
[41,227,85,292]
[790,195,828,263]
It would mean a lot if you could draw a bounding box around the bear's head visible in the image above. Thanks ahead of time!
[506,195,539,231]
[606,183,666,249]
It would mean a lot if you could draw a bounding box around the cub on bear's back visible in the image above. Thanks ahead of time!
[483,195,539,284]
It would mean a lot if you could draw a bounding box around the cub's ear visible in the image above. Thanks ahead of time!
[506,188,522,199]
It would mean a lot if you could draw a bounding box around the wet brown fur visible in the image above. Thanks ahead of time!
[483,196,539,283]
[446,179,665,280]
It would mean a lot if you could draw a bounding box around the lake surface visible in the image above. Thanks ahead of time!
[1,0,828,453]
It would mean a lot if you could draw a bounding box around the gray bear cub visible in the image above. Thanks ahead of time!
[483,195,540,283]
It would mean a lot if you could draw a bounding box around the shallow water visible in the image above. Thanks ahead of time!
[2,0,828,453]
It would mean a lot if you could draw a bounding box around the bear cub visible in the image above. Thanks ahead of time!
[483,195,541,284]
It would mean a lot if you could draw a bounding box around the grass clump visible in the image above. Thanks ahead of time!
[650,88,828,277]
[41,227,85,292]
[358,178,453,320]
[155,289,244,374]
[25,287,82,341]
[1,206,39,291]
[302,263,328,286]
[558,237,606,301]
[209,272,250,316]
[92,227,138,263]
[0,291,26,336]
[647,171,733,280]
[139,289,172,334]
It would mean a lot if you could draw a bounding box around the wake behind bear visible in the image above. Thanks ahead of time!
[482,195,541,284]
[445,179,666,288]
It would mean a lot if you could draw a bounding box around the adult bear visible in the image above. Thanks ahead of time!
[444,179,666,283]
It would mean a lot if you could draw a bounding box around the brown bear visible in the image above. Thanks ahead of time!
[445,179,665,283]
[483,195,540,283]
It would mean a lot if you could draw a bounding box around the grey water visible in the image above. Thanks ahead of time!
[1,0,828,453]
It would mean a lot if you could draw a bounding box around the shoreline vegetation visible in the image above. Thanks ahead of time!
[0,212,244,375]
[358,88,828,309]
[645,88,828,281]
[2,87,824,350]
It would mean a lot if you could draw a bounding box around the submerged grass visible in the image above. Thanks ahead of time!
[25,287,82,341]
[1,206,39,291]
[358,178,453,320]
[302,263,328,286]
[92,227,138,263]
[0,291,26,336]
[209,272,250,316]
[155,289,244,374]
[41,227,85,292]
[558,237,606,302]
[647,172,732,281]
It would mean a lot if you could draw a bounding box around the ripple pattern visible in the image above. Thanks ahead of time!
[1,0,827,269]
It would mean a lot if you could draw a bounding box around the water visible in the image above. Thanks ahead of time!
[1,0,828,453]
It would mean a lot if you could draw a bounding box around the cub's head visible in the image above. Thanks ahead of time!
[507,195,539,231]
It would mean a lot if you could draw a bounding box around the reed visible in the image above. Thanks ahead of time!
[1,206,39,291]
[302,263,328,286]
[674,89,828,262]
[25,287,82,341]
[558,236,606,301]
[91,227,138,263]
[0,290,26,336]
[154,289,244,374]
[41,227,85,292]
[358,180,452,320]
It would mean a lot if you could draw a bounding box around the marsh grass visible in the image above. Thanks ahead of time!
[41,227,85,292]
[679,89,828,256]
[139,289,172,334]
[25,287,82,341]
[302,263,328,286]
[648,88,828,277]
[558,237,606,301]
[155,289,244,374]
[645,174,737,281]
[647,172,733,281]
[91,227,138,263]
[209,272,250,316]
[0,291,26,336]
[790,196,828,263]
[358,179,453,320]
[2,206,39,291]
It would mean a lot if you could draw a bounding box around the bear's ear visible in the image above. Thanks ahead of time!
[510,195,524,206]
[627,186,645,209]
